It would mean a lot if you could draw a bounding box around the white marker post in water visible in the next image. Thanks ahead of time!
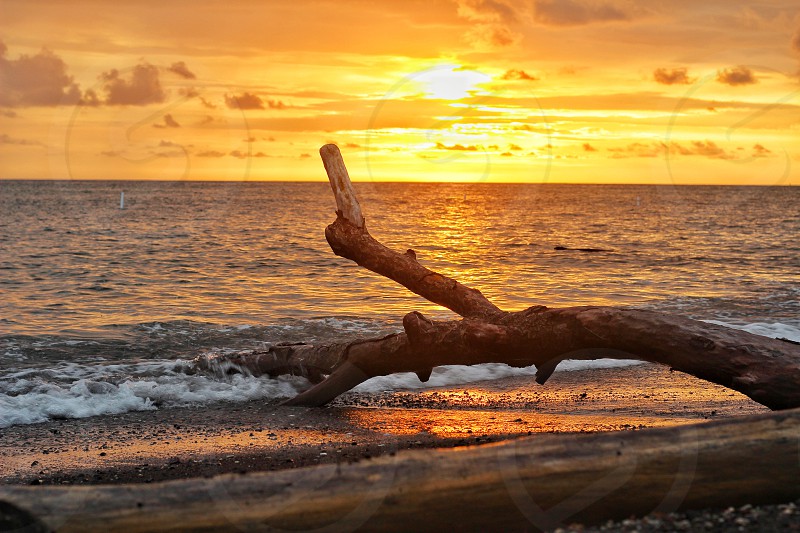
[120,191,125,209]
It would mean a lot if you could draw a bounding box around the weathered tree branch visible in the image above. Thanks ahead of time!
[322,144,503,320]
[320,143,365,228]
[224,144,800,410]
[217,306,800,410]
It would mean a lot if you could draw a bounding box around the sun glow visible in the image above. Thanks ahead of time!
[1,2,799,184]
[419,65,491,100]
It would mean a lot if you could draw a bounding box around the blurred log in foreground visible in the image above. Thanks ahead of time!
[1,408,799,532]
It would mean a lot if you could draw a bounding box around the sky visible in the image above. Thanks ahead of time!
[1,0,799,184]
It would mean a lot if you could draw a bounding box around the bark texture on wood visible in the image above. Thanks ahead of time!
[219,307,800,410]
[211,144,800,409]
[2,408,799,532]
[320,144,503,320]
[320,143,364,228]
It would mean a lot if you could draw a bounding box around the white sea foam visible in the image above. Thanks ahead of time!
[0,358,641,427]
[0,360,307,428]
[354,359,642,393]
[0,380,157,428]
[703,320,800,342]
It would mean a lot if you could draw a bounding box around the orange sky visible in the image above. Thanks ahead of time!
[1,0,799,184]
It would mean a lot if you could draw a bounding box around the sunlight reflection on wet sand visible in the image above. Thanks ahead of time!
[338,363,768,438]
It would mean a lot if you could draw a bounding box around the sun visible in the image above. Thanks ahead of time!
[419,64,491,100]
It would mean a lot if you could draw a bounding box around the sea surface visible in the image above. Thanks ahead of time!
[1,181,798,427]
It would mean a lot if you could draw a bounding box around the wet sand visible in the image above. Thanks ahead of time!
[0,363,768,486]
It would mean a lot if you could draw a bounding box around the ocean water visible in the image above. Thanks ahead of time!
[1,181,798,427]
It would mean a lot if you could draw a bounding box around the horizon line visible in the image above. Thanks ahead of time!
[0,178,796,187]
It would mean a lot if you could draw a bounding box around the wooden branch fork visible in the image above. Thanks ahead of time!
[2,144,800,532]
[234,144,800,411]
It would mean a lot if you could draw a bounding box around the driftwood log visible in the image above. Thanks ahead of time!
[211,144,800,410]
[1,408,799,532]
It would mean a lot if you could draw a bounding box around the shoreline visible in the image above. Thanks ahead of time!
[3,363,799,531]
[0,364,768,484]
[1,363,767,486]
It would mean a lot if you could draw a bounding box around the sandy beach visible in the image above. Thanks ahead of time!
[5,363,799,532]
[0,363,768,486]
